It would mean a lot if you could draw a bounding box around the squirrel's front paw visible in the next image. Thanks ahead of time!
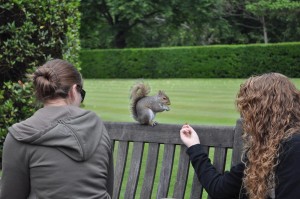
[161,104,170,111]
[150,121,158,126]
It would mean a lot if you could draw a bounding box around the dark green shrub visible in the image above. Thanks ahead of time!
[0,81,39,155]
[80,42,300,78]
[0,0,81,157]
[1,1,81,84]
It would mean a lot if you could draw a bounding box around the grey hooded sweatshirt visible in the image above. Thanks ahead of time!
[0,105,114,199]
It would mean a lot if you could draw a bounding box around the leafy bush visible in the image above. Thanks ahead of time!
[0,0,81,158]
[0,81,39,155]
[0,0,81,84]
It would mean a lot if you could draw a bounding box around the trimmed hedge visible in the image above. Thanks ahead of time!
[80,42,300,78]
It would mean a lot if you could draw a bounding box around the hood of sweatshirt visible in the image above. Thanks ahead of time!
[8,105,105,162]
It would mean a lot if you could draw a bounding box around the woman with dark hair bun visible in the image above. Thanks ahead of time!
[1,59,114,199]
[180,73,300,199]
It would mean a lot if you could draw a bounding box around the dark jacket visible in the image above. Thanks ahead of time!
[1,105,114,199]
[186,134,300,199]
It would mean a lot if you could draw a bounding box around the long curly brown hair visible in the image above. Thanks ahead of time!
[236,73,300,199]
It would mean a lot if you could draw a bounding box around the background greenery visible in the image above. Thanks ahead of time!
[0,0,81,84]
[0,0,81,157]
[80,0,300,49]
[80,43,300,79]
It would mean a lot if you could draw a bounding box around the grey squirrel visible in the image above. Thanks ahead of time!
[130,81,171,126]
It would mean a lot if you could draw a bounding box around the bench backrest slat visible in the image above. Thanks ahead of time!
[140,143,160,199]
[190,145,209,199]
[125,142,144,199]
[157,144,175,198]
[112,141,129,199]
[173,145,190,198]
[191,173,202,198]
[213,147,227,173]
[231,119,243,166]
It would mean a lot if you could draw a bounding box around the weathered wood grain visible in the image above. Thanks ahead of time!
[104,119,243,199]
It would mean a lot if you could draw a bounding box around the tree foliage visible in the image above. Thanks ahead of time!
[80,0,300,49]
[245,0,300,43]
[80,0,229,48]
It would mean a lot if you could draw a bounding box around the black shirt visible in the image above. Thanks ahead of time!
[186,134,300,199]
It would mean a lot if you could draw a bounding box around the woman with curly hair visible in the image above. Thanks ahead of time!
[180,72,300,199]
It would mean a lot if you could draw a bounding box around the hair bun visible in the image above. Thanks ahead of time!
[33,67,58,98]
[32,59,82,103]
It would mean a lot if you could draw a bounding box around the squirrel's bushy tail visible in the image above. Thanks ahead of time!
[130,81,150,121]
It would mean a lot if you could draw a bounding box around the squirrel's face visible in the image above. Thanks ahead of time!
[158,90,171,105]
[162,96,171,105]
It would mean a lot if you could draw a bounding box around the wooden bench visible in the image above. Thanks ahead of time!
[104,119,243,199]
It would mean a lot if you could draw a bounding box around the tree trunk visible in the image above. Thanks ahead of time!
[261,16,268,44]
[114,30,127,48]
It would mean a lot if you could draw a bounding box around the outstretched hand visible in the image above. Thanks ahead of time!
[180,124,200,148]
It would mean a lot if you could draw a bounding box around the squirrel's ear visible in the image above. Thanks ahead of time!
[158,90,164,95]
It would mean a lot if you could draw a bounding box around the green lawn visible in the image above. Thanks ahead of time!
[82,78,300,198]
[83,78,246,126]
[83,78,300,126]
